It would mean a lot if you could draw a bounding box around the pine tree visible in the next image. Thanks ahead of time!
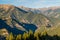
[28,30,33,36]
[22,32,29,40]
[6,33,14,40]
[16,34,21,40]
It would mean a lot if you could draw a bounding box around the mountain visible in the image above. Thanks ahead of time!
[19,6,60,26]
[0,4,60,35]
[0,5,52,34]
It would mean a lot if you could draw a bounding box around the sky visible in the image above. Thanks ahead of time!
[0,0,60,8]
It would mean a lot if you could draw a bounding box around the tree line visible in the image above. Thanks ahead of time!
[0,30,60,40]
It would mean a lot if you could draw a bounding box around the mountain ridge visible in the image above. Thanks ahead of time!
[19,6,60,26]
[0,4,60,34]
[0,5,49,34]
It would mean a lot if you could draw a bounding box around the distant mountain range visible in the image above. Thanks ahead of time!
[0,4,60,34]
[19,6,60,26]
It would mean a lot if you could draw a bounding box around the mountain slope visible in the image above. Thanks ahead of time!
[0,5,52,34]
[19,6,60,26]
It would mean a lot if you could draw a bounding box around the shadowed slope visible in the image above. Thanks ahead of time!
[0,19,37,35]
[0,19,25,35]
[11,13,37,32]
[12,18,37,32]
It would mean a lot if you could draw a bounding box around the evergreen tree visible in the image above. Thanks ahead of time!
[6,33,14,40]
[23,32,29,40]
[16,34,21,40]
